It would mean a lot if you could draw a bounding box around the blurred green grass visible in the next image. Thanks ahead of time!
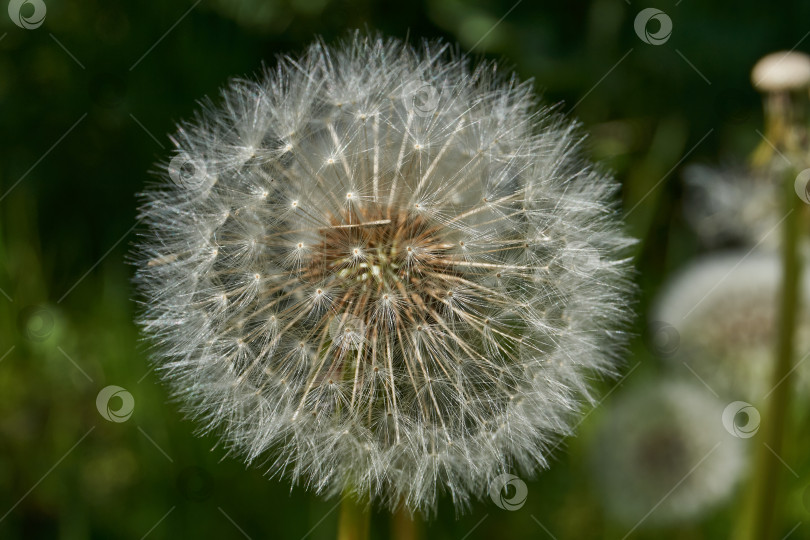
[1,0,809,538]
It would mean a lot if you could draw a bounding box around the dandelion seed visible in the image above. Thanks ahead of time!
[134,33,635,514]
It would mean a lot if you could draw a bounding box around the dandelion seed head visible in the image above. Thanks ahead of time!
[134,33,634,514]
[653,252,810,401]
[752,50,810,92]
[590,380,744,526]
[682,165,781,248]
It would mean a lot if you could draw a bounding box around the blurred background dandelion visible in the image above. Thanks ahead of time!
[1,0,809,538]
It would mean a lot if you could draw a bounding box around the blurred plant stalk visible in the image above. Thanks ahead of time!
[337,494,370,540]
[391,506,420,540]
[738,51,810,540]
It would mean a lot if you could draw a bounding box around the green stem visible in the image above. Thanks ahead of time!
[391,506,420,540]
[743,169,803,539]
[337,495,370,540]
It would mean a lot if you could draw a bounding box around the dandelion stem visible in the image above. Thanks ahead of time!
[391,506,419,540]
[743,168,804,539]
[337,495,369,540]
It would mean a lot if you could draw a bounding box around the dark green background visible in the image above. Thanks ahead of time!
[1,0,808,538]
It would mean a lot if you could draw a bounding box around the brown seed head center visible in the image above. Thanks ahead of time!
[307,207,457,326]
